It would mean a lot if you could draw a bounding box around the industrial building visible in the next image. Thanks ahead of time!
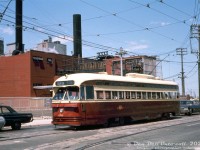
[0,49,158,97]
[0,38,4,55]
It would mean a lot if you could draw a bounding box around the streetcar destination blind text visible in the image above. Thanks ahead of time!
[55,80,74,86]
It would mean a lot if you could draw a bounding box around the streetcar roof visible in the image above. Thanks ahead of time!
[53,73,178,87]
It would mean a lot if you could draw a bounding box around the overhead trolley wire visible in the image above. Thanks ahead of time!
[80,0,189,44]
[158,0,195,18]
[1,16,121,53]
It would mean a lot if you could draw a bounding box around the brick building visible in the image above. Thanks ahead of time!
[0,50,78,97]
[0,50,158,97]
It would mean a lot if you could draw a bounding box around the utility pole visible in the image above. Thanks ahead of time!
[176,48,187,97]
[190,24,200,100]
[116,47,127,76]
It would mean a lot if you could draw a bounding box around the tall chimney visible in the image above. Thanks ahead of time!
[73,14,82,58]
[15,0,23,53]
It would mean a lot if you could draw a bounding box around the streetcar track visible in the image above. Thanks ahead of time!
[0,130,68,142]
[23,116,200,150]
[73,117,200,150]
[1,115,200,149]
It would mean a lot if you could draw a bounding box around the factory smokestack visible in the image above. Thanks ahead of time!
[73,14,82,58]
[14,0,24,55]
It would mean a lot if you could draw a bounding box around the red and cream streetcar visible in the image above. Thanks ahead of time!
[51,73,179,127]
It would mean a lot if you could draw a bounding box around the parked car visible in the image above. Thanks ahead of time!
[179,100,193,115]
[0,116,5,130]
[0,105,33,130]
[188,100,200,115]
[180,100,200,116]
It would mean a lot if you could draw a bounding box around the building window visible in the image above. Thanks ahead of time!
[33,83,42,86]
[32,56,43,62]
[47,58,53,64]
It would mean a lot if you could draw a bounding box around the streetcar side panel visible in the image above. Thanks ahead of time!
[83,100,179,125]
[52,100,179,126]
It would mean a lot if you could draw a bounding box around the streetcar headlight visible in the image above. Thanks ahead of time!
[60,108,64,113]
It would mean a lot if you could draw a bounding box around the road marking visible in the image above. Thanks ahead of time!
[186,122,200,127]
[14,140,22,143]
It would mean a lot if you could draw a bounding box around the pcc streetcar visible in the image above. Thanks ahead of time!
[51,73,179,127]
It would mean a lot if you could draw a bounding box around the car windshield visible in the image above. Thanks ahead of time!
[53,86,79,100]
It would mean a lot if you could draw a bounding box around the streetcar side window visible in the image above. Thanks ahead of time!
[86,86,94,100]
[168,92,172,99]
[165,92,169,99]
[137,92,141,99]
[112,91,118,99]
[142,92,147,99]
[131,91,136,99]
[147,92,151,99]
[119,91,124,99]
[157,92,160,99]
[126,91,130,99]
[105,91,111,99]
[152,92,156,99]
[161,92,165,99]
[97,91,104,99]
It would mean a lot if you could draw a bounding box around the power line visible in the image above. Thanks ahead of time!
[158,0,195,18]
[129,0,191,26]
[0,0,12,23]
[80,0,183,43]
[1,17,122,53]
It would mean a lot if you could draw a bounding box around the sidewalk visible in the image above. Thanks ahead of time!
[23,117,52,127]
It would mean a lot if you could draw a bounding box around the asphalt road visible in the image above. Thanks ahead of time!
[0,115,200,150]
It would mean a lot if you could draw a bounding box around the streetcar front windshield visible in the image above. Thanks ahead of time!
[53,88,66,100]
[53,86,79,100]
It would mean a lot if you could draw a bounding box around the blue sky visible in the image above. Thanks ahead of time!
[0,0,199,97]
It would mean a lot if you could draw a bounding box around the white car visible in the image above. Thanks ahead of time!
[0,116,5,130]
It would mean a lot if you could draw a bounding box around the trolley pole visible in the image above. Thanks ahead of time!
[190,24,200,101]
[116,47,127,76]
[176,48,187,97]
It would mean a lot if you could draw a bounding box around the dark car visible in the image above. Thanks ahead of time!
[0,105,33,130]
[179,100,193,115]
[180,100,200,116]
[188,100,200,115]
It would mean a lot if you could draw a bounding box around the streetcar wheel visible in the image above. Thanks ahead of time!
[166,113,171,119]
[11,122,21,130]
[103,119,110,128]
[162,113,171,120]
[119,117,125,126]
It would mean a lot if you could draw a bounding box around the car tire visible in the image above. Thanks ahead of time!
[188,108,193,116]
[11,122,21,130]
[0,116,5,130]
